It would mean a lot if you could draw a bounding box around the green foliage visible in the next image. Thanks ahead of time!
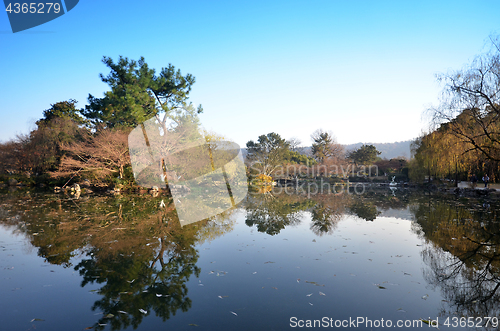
[311,129,343,163]
[37,99,88,126]
[285,150,317,165]
[246,132,291,176]
[348,144,381,165]
[83,56,201,129]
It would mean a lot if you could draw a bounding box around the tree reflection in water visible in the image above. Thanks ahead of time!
[0,192,237,330]
[2,189,500,327]
[245,191,351,236]
[412,199,500,318]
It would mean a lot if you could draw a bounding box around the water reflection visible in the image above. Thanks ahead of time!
[0,192,235,330]
[244,193,315,235]
[1,189,499,329]
[412,199,500,318]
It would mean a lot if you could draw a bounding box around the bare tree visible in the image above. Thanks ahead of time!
[430,35,500,162]
[52,129,131,183]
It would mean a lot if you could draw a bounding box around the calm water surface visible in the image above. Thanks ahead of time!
[0,189,499,330]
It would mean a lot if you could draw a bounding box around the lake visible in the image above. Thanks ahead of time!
[0,187,499,330]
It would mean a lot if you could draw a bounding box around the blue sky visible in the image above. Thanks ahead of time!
[1,0,499,147]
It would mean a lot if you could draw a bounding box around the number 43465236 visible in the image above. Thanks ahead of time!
[5,3,62,14]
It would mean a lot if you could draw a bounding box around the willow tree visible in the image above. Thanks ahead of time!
[410,123,483,183]
[430,36,500,164]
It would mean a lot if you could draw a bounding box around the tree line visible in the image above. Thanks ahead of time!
[0,55,408,191]
[245,129,406,182]
[0,56,202,190]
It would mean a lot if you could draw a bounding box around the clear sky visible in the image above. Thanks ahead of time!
[1,0,499,147]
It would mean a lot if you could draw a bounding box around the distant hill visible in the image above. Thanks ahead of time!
[343,140,413,160]
[241,140,414,160]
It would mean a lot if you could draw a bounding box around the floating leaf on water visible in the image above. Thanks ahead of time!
[230,311,238,316]
[189,324,199,326]
[218,296,223,299]
[306,293,313,297]
[118,311,128,314]
[104,314,114,318]
[297,278,300,283]
[199,284,204,286]
[30,318,45,322]
[308,302,313,306]
[272,287,278,290]
[98,323,107,326]
[252,272,257,274]
[319,291,326,296]
[127,279,135,283]
[397,308,406,313]
[264,261,275,264]
[139,309,147,314]
[422,294,429,300]
[84,327,93,330]
[377,286,386,289]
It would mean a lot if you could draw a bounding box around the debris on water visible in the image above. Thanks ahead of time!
[189,324,199,326]
[264,261,275,264]
[308,302,313,306]
[306,293,313,297]
[30,318,45,322]
[397,308,406,313]
[305,281,325,286]
[319,291,326,296]
[118,311,128,314]
[104,314,114,318]
[230,311,238,316]
[297,278,300,283]
[252,272,257,274]
[422,294,429,300]
[156,293,162,297]
[139,309,147,314]
[272,287,278,290]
